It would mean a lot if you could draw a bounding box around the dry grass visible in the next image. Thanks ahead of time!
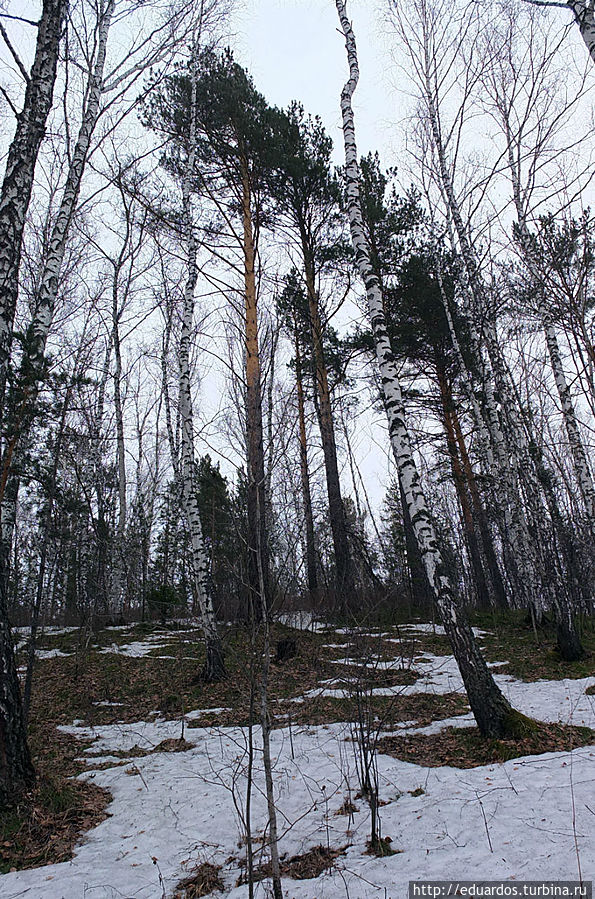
[377,722,595,768]
[238,844,346,885]
[173,861,224,897]
[0,726,110,874]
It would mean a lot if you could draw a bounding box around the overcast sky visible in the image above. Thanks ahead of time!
[232,0,400,166]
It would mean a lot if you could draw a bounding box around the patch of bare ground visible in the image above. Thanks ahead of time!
[27,623,353,730]
[269,690,469,730]
[471,611,595,682]
[366,835,399,856]
[84,736,195,770]
[173,861,225,897]
[332,663,419,689]
[377,722,595,768]
[0,725,110,873]
[335,797,359,816]
[237,844,347,885]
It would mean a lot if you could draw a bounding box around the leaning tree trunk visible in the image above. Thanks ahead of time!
[0,0,66,808]
[510,185,595,526]
[542,313,595,521]
[449,401,508,609]
[437,359,491,608]
[0,0,117,621]
[334,0,520,738]
[176,51,225,682]
[500,162,586,656]
[0,0,115,515]
[426,82,543,620]
[0,0,66,392]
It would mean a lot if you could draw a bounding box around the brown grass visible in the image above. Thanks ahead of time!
[377,722,595,768]
[0,725,110,874]
[173,861,224,897]
[238,844,346,885]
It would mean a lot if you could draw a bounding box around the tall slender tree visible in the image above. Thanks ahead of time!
[275,107,357,608]
[334,0,521,738]
[144,49,287,618]
[0,0,67,808]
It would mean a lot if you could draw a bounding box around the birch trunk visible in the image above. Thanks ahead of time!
[335,0,517,738]
[0,0,116,616]
[0,0,67,806]
[23,0,115,387]
[542,315,595,520]
[0,0,65,391]
[422,62,542,616]
[510,173,595,524]
[568,1,595,64]
[112,266,127,620]
[178,50,225,682]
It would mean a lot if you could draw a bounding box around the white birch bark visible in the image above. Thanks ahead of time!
[506,148,595,523]
[0,1,115,585]
[25,0,115,378]
[0,0,65,393]
[568,1,595,63]
[543,315,595,519]
[418,38,545,613]
[334,0,515,737]
[176,42,224,680]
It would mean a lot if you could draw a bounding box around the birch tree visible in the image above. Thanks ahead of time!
[479,5,595,526]
[0,0,67,809]
[522,0,595,64]
[0,0,66,395]
[334,0,523,738]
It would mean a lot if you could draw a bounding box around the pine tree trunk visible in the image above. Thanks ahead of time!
[242,162,270,619]
[437,361,490,607]
[335,0,517,738]
[449,401,508,609]
[301,243,356,608]
[294,323,318,600]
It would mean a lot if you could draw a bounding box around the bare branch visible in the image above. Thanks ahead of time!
[0,20,30,84]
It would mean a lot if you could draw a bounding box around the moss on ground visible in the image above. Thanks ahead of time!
[470,610,595,682]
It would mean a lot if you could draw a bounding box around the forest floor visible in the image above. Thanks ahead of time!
[2,612,595,898]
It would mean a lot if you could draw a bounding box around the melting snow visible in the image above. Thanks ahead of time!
[3,625,594,899]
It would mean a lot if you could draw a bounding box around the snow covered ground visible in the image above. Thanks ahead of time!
[3,623,595,899]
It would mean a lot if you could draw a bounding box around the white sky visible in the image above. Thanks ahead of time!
[231,0,394,165]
